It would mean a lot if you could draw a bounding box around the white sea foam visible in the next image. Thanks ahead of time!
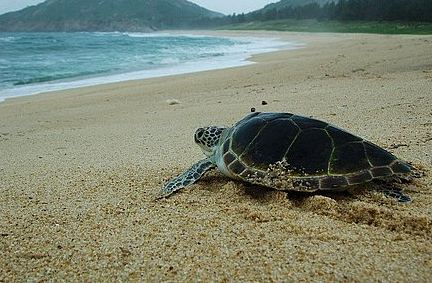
[123,32,173,38]
[0,34,301,103]
[0,36,21,42]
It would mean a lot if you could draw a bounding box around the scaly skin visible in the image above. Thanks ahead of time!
[156,158,215,199]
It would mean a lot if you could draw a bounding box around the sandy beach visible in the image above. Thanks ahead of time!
[1,31,431,282]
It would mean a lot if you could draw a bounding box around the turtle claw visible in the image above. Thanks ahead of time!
[153,190,171,201]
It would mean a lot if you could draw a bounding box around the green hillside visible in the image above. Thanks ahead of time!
[260,0,336,12]
[0,0,223,32]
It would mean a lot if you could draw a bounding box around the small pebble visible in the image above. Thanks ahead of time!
[261,100,268,105]
[165,99,182,105]
[251,107,256,112]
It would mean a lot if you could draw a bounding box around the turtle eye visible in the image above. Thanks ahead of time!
[195,128,205,143]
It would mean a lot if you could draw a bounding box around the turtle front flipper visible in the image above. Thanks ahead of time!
[156,158,215,199]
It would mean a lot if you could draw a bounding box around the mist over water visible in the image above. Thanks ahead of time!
[0,32,291,102]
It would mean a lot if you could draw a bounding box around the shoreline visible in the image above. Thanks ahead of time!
[0,32,292,103]
[1,31,431,282]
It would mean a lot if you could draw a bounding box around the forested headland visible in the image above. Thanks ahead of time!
[192,0,432,33]
[1,0,430,33]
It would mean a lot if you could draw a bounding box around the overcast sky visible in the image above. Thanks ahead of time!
[0,0,278,16]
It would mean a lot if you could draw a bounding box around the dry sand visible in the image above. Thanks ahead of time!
[1,31,431,282]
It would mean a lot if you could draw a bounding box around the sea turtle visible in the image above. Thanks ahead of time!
[157,112,412,202]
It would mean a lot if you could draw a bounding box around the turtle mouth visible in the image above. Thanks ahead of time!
[199,145,214,157]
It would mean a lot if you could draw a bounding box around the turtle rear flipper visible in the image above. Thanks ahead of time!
[156,158,215,199]
[373,176,413,203]
[378,187,411,203]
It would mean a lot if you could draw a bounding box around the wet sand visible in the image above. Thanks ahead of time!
[0,31,431,282]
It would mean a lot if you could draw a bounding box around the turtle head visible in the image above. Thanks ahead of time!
[194,126,226,157]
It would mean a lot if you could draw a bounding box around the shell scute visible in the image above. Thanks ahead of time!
[292,178,321,190]
[364,141,397,167]
[231,116,264,156]
[222,139,230,154]
[390,160,411,174]
[240,118,300,170]
[326,125,363,147]
[346,170,373,185]
[228,160,246,175]
[291,115,328,129]
[223,152,236,166]
[320,175,349,189]
[370,166,393,177]
[259,112,294,122]
[285,128,333,175]
[330,142,370,174]
[237,112,261,123]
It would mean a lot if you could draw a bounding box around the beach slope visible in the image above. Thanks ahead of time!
[0,31,431,282]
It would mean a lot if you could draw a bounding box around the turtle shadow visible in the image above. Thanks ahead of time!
[290,189,354,201]
[242,183,275,200]
[199,172,390,204]
[200,175,277,201]
[199,173,360,204]
[241,182,356,204]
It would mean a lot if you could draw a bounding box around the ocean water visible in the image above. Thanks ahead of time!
[0,32,292,102]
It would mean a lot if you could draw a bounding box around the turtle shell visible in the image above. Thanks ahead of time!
[220,112,410,191]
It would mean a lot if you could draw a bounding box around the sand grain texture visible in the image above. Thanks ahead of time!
[1,31,431,282]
